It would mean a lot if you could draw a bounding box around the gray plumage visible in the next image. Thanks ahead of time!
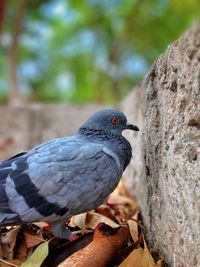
[0,109,139,237]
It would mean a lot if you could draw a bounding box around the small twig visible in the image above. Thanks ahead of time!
[72,229,93,235]
[0,258,19,267]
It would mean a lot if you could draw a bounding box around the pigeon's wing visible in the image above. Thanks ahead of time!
[0,152,28,224]
[0,138,74,225]
[0,137,78,224]
[1,136,122,224]
[26,136,123,218]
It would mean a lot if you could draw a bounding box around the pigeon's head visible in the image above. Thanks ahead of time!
[80,109,139,135]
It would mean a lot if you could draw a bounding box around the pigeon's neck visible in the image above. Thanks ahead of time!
[78,126,132,170]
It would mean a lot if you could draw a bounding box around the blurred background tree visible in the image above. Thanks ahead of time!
[0,0,199,104]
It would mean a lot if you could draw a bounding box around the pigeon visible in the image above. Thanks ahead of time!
[0,109,139,238]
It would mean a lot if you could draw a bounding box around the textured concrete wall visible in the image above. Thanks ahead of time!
[123,21,200,266]
[0,104,107,160]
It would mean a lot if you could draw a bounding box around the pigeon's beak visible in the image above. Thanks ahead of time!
[125,123,139,131]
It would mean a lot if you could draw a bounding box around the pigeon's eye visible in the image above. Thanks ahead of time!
[111,116,119,125]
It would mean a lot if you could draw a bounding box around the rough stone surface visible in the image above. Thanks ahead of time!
[0,104,106,160]
[123,21,200,266]
[122,87,146,203]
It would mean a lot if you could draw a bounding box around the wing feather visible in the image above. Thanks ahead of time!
[0,136,122,224]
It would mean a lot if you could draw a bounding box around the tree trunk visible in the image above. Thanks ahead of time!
[7,0,26,105]
[0,0,5,36]
[122,20,200,267]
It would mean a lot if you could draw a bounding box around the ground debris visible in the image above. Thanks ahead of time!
[0,181,164,267]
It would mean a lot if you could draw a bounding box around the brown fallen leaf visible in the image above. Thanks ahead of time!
[32,222,49,229]
[119,247,148,267]
[108,195,137,206]
[107,182,139,222]
[110,180,131,197]
[23,229,45,249]
[57,223,129,267]
[127,212,139,242]
[155,259,165,267]
[119,237,163,267]
[95,205,117,222]
[42,233,93,267]
[14,238,28,262]
[69,211,119,232]
[0,258,22,267]
[0,226,20,260]
[127,220,138,243]
[110,204,133,223]
[86,211,119,229]
[111,235,143,266]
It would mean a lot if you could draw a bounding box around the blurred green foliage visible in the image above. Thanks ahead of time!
[1,0,200,103]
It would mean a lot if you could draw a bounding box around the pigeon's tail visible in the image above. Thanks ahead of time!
[0,182,22,226]
[0,152,28,226]
[0,171,21,225]
[0,213,21,226]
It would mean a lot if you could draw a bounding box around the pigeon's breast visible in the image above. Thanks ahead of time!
[79,127,132,170]
[102,146,121,170]
[101,137,132,171]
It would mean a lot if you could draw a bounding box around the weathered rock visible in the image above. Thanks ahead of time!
[122,87,146,203]
[122,21,200,266]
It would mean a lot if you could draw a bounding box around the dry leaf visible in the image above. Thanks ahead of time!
[43,233,93,267]
[23,230,45,248]
[155,259,164,267]
[127,220,138,242]
[108,181,138,222]
[21,240,50,267]
[57,223,128,267]
[0,259,22,267]
[69,211,119,231]
[69,213,87,231]
[110,180,130,197]
[0,226,20,260]
[32,222,49,229]
[127,211,139,242]
[143,238,157,266]
[95,205,117,222]
[86,211,119,229]
[119,238,157,267]
[119,247,145,267]
[14,239,28,261]
[0,182,164,266]
[108,195,135,206]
